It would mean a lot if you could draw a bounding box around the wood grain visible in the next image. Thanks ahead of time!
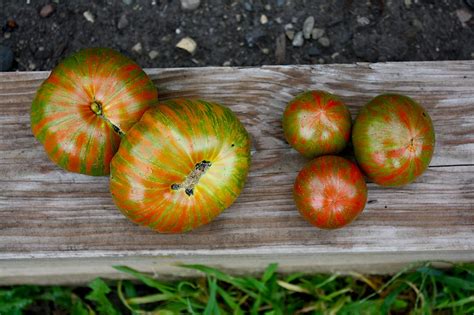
[0,61,473,284]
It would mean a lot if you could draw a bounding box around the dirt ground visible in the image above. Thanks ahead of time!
[0,0,473,71]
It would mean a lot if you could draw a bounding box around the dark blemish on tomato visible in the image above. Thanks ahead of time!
[422,112,426,117]
[384,205,388,209]
[172,160,212,197]
[231,143,235,147]
[368,200,378,204]
[195,160,211,171]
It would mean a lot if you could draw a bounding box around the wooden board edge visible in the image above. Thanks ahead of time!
[1,250,472,285]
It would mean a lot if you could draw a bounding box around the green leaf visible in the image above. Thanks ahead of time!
[216,286,241,313]
[418,266,474,290]
[86,278,120,315]
[0,297,33,315]
[180,264,258,299]
[128,293,175,305]
[203,276,220,315]
[435,296,474,309]
[380,282,409,314]
[122,280,137,299]
[262,264,278,283]
[114,265,175,293]
[71,298,92,315]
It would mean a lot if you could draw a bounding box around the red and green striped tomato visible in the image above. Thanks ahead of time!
[282,90,352,158]
[352,94,435,187]
[31,48,157,176]
[110,99,251,233]
[294,156,367,229]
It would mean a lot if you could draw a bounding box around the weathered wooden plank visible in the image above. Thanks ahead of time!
[0,61,473,284]
[0,252,470,285]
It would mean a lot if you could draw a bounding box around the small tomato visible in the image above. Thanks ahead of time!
[282,90,352,158]
[352,94,435,186]
[294,156,368,229]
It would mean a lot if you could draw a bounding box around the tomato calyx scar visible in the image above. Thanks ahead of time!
[90,100,125,137]
[171,160,212,197]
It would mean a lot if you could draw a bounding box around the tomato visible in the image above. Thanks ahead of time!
[110,99,251,233]
[293,156,367,229]
[31,47,157,176]
[282,90,352,158]
[352,94,435,186]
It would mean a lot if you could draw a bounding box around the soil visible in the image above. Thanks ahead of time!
[0,0,473,70]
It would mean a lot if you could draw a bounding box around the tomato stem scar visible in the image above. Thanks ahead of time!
[171,160,212,196]
[90,100,125,137]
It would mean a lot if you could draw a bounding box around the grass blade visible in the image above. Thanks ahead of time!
[113,265,175,293]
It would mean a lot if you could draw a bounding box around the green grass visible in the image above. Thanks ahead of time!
[0,261,473,314]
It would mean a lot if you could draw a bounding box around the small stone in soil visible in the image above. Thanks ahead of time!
[176,37,197,54]
[331,52,340,59]
[292,31,304,47]
[265,4,271,11]
[357,16,370,26]
[285,30,295,40]
[311,28,325,40]
[132,42,143,53]
[180,0,200,11]
[39,4,55,18]
[260,14,268,24]
[117,14,128,29]
[223,60,231,66]
[148,50,159,60]
[318,36,330,47]
[404,0,412,8]
[276,0,285,6]
[261,48,270,54]
[122,0,133,5]
[303,16,314,39]
[243,2,253,11]
[0,45,14,71]
[456,9,472,27]
[83,11,95,23]
[275,17,282,24]
[284,23,294,31]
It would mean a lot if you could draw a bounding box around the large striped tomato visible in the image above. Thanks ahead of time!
[294,156,367,229]
[110,99,251,233]
[31,48,157,176]
[352,94,435,186]
[282,90,351,158]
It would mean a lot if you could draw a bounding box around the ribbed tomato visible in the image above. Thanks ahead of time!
[294,156,367,229]
[31,47,157,176]
[110,99,251,233]
[282,90,352,158]
[352,94,435,186]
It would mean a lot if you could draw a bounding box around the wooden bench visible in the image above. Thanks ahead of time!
[0,61,473,285]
